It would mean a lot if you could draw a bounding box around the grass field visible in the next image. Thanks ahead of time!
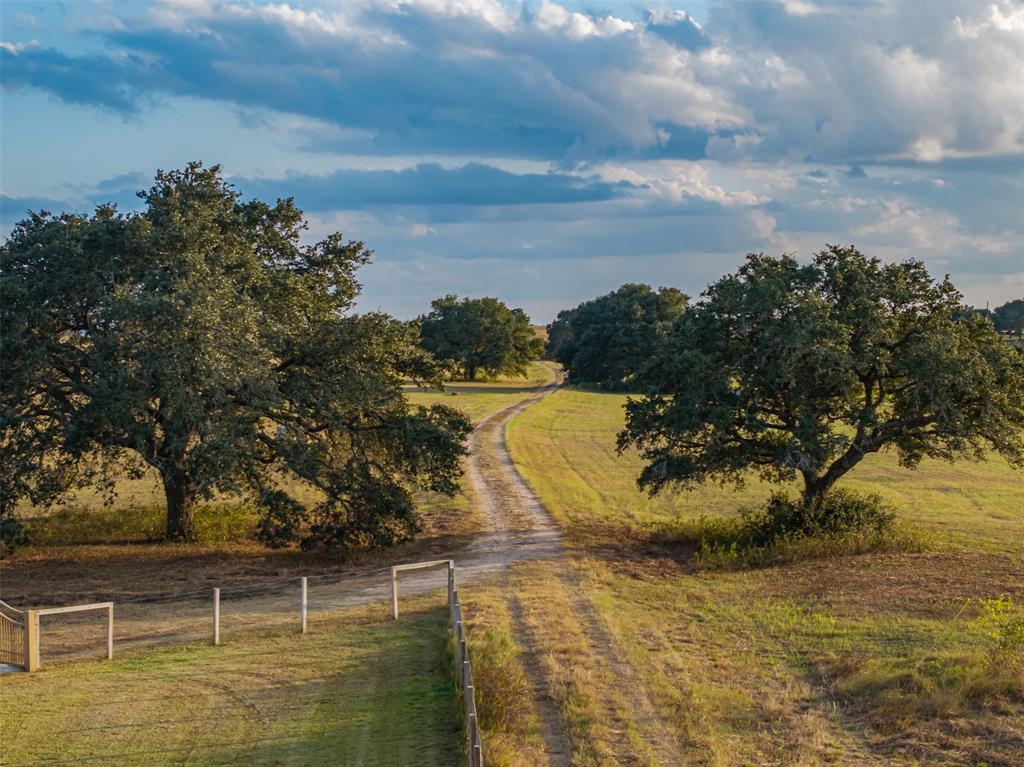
[3,365,554,602]
[13,361,554,542]
[0,367,554,766]
[502,388,1024,766]
[0,596,460,766]
[508,390,1024,556]
[405,361,555,423]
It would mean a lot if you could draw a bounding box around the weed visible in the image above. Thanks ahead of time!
[975,596,1024,665]
[469,627,534,735]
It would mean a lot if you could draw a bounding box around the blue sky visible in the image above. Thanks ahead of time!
[2,0,1021,321]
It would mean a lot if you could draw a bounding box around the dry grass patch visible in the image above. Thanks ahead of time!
[458,578,548,767]
[504,387,1024,765]
[468,561,668,767]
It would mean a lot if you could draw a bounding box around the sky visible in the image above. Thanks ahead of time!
[1,0,1022,322]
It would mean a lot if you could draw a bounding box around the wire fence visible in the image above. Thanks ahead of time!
[2,560,484,765]
[2,563,462,668]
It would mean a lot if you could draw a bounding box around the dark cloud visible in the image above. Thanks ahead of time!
[0,44,146,113]
[0,193,70,224]
[0,163,632,227]
[237,163,632,209]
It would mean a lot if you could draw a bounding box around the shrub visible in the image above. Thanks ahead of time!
[742,489,897,545]
[0,516,28,557]
[684,489,919,568]
[975,596,1024,667]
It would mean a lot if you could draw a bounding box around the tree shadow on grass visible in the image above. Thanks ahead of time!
[197,609,462,766]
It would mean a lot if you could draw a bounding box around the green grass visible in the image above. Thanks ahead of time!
[0,599,461,766]
[507,389,1024,556]
[405,361,555,424]
[503,387,1024,765]
[14,364,555,547]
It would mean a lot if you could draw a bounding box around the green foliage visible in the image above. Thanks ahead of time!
[0,516,28,557]
[974,596,1024,665]
[682,490,916,569]
[418,295,544,381]
[743,489,896,545]
[993,298,1024,334]
[546,283,687,389]
[25,503,258,546]
[620,245,1024,514]
[0,162,472,548]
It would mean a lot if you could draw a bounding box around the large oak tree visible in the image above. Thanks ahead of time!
[418,295,543,381]
[619,246,1024,512]
[547,283,688,389]
[1,163,471,547]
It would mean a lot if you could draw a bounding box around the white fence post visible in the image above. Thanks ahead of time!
[300,576,308,634]
[391,566,399,620]
[213,588,220,646]
[106,604,113,660]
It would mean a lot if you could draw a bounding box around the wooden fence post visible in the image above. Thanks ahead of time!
[213,588,220,646]
[391,566,399,620]
[106,604,113,660]
[300,577,308,634]
[24,610,39,673]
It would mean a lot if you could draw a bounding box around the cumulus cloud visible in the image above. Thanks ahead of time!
[3,0,1020,166]
[2,0,1022,315]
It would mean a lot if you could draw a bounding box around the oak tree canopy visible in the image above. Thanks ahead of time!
[1,163,472,547]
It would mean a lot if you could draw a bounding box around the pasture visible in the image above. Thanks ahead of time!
[0,368,552,766]
[2,364,553,603]
[2,368,1021,766]
[501,389,1024,766]
[0,597,460,766]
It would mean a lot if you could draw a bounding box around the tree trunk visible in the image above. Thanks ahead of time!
[162,467,197,541]
[800,470,834,511]
[466,361,477,381]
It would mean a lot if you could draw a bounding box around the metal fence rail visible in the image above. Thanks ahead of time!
[390,560,484,766]
[0,606,26,668]
[4,559,484,763]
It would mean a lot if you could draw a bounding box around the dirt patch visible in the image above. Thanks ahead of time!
[760,550,1024,619]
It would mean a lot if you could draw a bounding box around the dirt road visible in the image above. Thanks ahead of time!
[9,365,684,765]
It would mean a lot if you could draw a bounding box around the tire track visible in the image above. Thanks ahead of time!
[465,364,686,766]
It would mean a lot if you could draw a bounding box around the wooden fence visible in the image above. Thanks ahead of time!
[391,560,484,767]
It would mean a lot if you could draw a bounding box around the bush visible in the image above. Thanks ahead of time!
[0,516,28,557]
[742,489,897,546]
[686,489,919,568]
[975,596,1024,667]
